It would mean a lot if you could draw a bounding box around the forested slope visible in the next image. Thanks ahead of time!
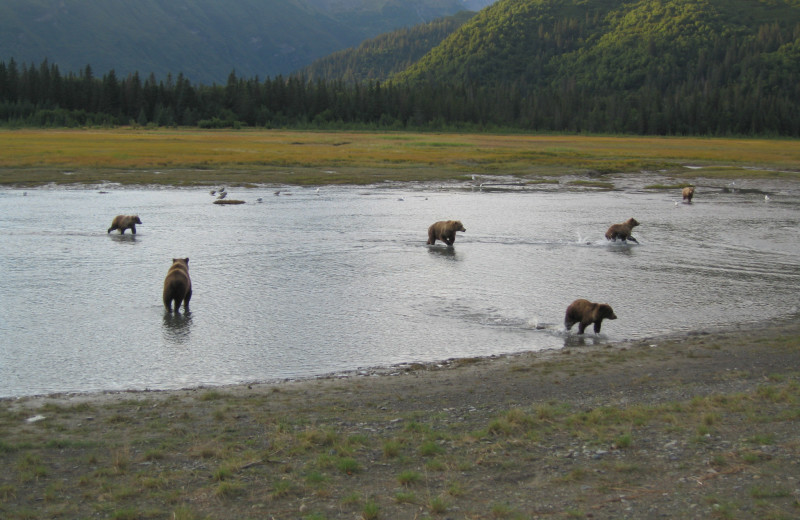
[302,12,476,82]
[394,0,800,134]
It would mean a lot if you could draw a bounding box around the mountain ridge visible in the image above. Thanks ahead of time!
[0,0,494,85]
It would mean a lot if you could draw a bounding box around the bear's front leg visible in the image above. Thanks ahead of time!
[627,236,637,243]
[593,321,602,333]
[131,225,136,234]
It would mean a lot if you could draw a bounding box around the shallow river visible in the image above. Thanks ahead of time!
[1,175,799,397]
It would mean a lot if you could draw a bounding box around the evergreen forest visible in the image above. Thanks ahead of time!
[2,0,800,136]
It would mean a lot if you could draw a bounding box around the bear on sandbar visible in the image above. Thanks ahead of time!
[564,299,617,335]
[682,186,695,203]
[427,220,466,246]
[163,258,192,313]
[605,218,639,243]
[108,215,142,234]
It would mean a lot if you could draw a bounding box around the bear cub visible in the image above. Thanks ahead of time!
[163,258,192,313]
[427,220,466,246]
[564,298,617,334]
[108,215,142,234]
[605,217,639,243]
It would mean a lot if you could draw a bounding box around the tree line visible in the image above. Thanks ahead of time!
[0,57,798,136]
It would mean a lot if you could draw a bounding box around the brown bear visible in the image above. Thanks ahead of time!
[163,258,192,313]
[107,215,142,234]
[427,220,466,246]
[682,186,695,203]
[605,217,639,243]
[564,299,617,334]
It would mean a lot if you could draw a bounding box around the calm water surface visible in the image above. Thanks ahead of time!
[1,176,799,397]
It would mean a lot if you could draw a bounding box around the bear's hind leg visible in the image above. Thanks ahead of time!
[183,290,192,311]
[577,322,588,334]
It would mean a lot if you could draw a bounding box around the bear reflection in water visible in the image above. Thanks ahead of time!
[162,311,192,344]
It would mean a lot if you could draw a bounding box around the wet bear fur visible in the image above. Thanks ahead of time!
[564,299,617,334]
[427,220,466,246]
[682,186,695,203]
[108,215,142,234]
[163,258,192,313]
[605,217,639,243]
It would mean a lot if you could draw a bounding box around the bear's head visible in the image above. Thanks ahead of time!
[171,258,189,267]
[133,215,142,224]
[452,221,466,232]
[625,218,639,228]
[597,304,617,320]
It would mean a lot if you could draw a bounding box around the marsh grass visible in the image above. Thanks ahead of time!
[1,129,798,186]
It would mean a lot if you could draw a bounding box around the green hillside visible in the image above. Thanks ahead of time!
[0,0,480,85]
[302,11,476,82]
[392,0,800,133]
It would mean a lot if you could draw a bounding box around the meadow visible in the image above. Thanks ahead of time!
[1,128,798,186]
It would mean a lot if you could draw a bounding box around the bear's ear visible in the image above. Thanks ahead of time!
[184,258,189,263]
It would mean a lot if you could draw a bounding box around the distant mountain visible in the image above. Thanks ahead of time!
[302,11,476,82]
[0,0,498,85]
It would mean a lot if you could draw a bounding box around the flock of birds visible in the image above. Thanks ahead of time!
[211,185,323,204]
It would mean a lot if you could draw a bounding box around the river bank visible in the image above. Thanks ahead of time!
[2,320,798,519]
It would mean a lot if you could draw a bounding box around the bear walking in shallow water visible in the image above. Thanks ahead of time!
[163,258,192,313]
[107,215,142,234]
[564,299,617,334]
[427,220,466,246]
[605,217,639,243]
[682,186,695,203]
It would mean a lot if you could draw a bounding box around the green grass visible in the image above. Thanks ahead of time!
[1,129,798,186]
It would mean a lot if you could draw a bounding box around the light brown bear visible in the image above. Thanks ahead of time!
[682,186,695,203]
[605,217,639,243]
[427,220,466,246]
[107,215,142,234]
[564,298,617,334]
[163,258,192,313]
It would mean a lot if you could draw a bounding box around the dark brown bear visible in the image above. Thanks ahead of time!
[427,220,466,246]
[682,186,695,203]
[605,217,639,243]
[107,215,142,234]
[564,299,617,334]
[163,258,192,313]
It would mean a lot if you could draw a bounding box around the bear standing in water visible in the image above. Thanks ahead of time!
[605,217,639,243]
[108,215,142,234]
[163,258,192,313]
[564,298,617,334]
[682,186,695,203]
[427,220,466,246]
